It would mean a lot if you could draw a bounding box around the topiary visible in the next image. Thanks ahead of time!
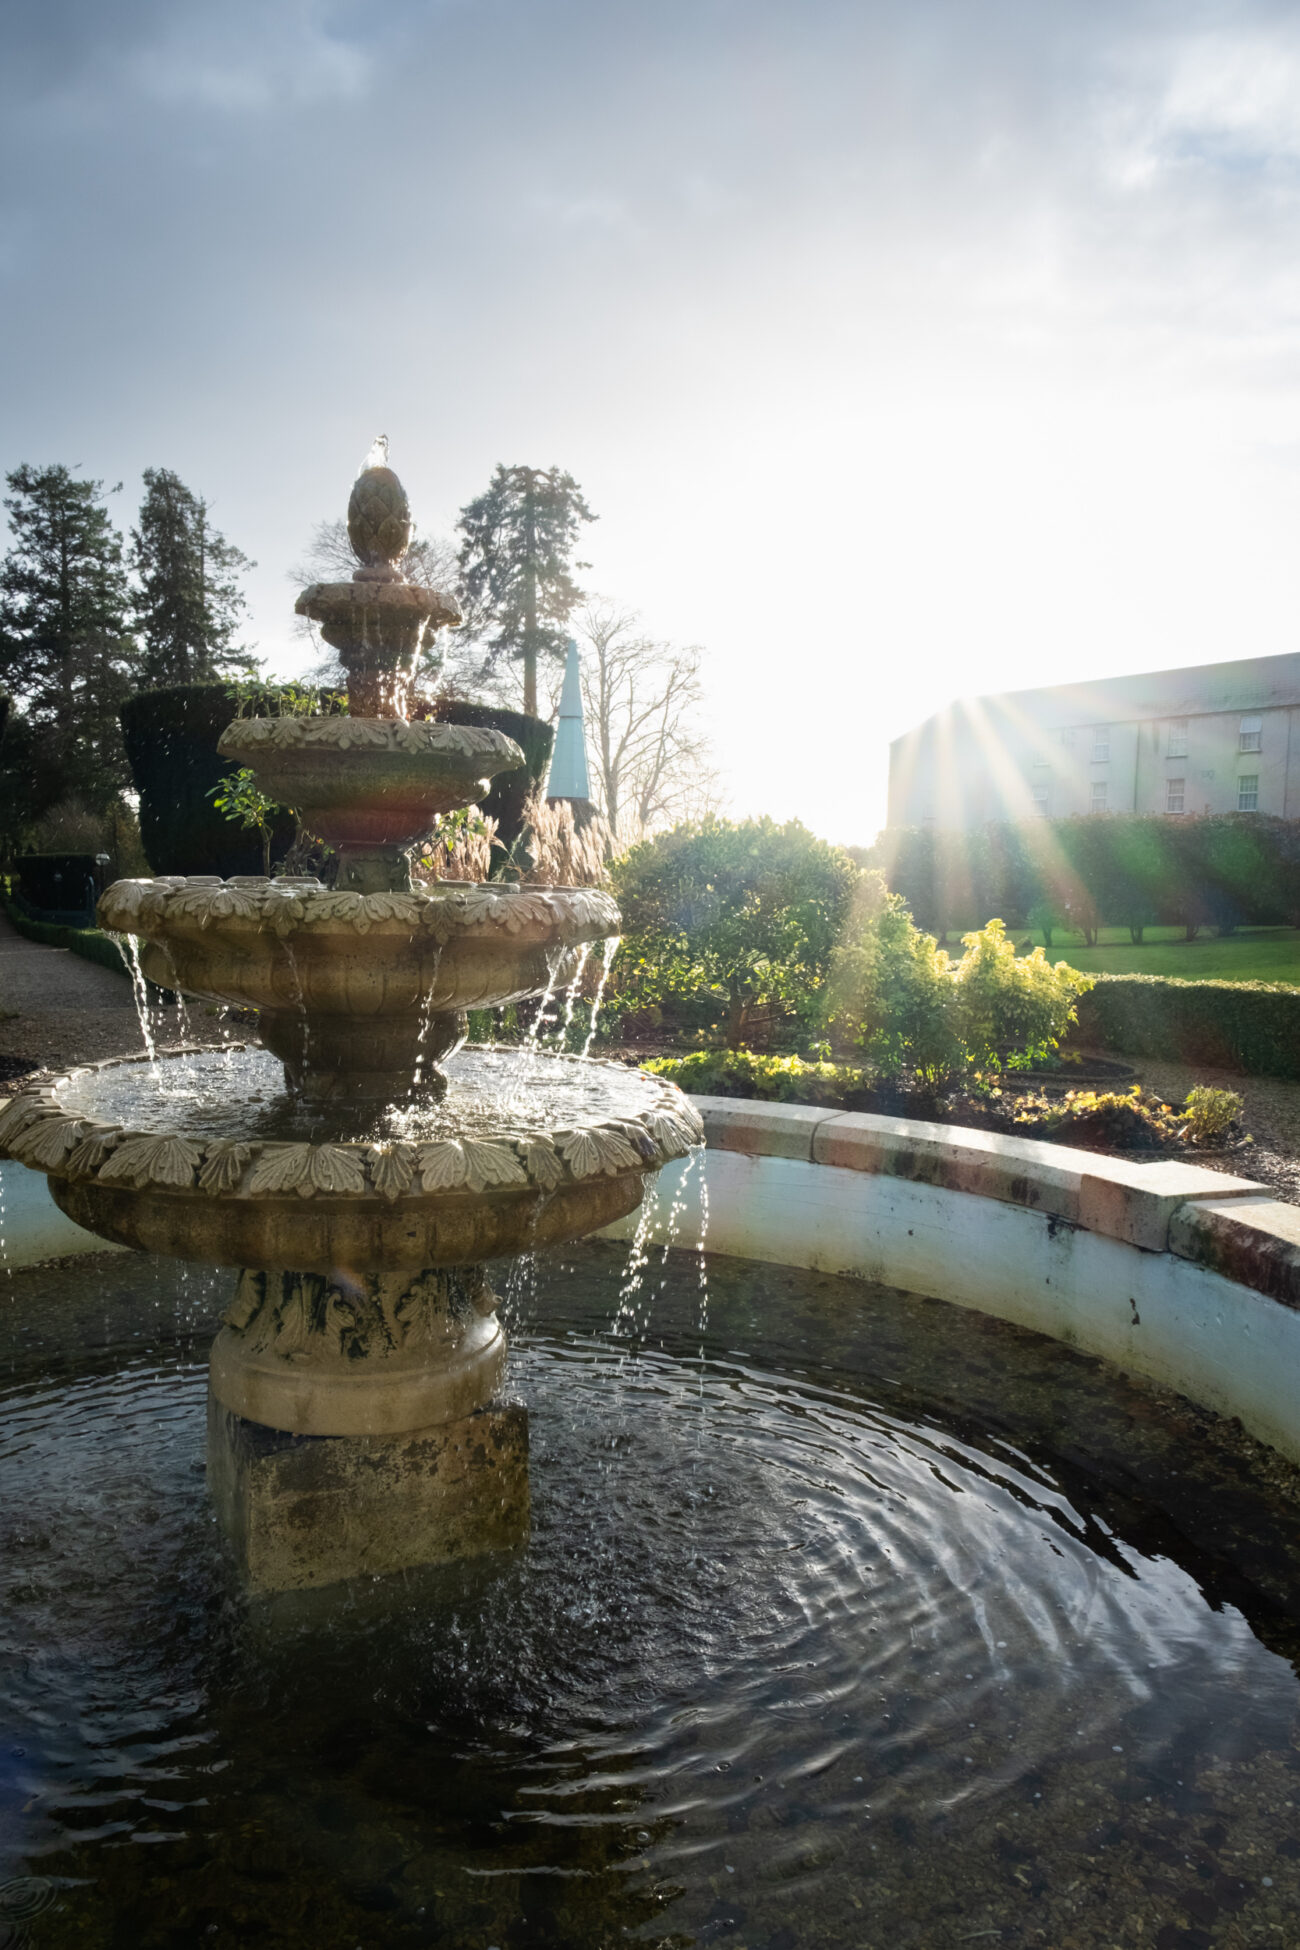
[119,685,297,878]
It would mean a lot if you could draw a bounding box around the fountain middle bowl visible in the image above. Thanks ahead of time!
[98,874,620,1019]
[0,1045,703,1273]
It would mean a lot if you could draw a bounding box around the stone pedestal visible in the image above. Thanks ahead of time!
[207,1392,530,1591]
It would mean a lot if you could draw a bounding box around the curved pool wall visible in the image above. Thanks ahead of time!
[7,1093,1300,1462]
[600,1096,1300,1468]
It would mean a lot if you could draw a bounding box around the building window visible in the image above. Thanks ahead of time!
[1031,785,1050,816]
[1058,727,1074,750]
[1166,778,1185,814]
[1092,726,1110,761]
[1239,715,1263,753]
[1090,780,1108,813]
[1238,775,1259,811]
[1167,718,1188,758]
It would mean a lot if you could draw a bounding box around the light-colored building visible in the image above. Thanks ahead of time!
[887,652,1300,830]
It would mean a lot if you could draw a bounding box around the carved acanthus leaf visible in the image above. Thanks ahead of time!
[14,1117,89,1171]
[518,1138,565,1189]
[0,1095,55,1150]
[368,1142,417,1202]
[66,1127,124,1175]
[557,1124,641,1179]
[199,1140,254,1195]
[460,1137,529,1192]
[98,1133,204,1189]
[418,1139,469,1191]
[248,1142,366,1197]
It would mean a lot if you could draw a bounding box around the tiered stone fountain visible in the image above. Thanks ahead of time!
[0,455,702,1590]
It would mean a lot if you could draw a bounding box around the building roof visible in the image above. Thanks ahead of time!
[892,650,1300,750]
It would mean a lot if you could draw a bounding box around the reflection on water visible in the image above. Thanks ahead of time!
[2,1243,1299,1947]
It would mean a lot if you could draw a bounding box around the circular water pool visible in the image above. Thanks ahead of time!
[2,1242,1299,1947]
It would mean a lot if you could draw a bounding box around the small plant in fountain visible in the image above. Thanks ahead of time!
[207,768,290,876]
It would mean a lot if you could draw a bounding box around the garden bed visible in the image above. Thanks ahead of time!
[640,1050,1249,1161]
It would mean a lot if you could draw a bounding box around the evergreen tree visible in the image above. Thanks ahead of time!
[0,464,140,809]
[456,465,595,715]
[131,467,257,686]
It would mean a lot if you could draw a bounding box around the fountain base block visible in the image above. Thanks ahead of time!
[207,1391,530,1591]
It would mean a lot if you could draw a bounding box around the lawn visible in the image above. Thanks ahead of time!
[1025,925,1300,985]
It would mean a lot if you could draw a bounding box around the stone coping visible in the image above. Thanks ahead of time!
[690,1095,1300,1306]
[98,875,621,943]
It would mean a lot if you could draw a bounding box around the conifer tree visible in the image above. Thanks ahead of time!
[0,464,140,809]
[456,465,595,715]
[131,467,256,685]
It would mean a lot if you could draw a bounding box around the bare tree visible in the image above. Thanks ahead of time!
[576,599,721,846]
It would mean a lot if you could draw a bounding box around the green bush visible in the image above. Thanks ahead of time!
[1074,972,1300,1080]
[953,919,1092,1071]
[823,879,1091,1082]
[1182,1086,1243,1144]
[823,874,963,1081]
[613,817,859,1048]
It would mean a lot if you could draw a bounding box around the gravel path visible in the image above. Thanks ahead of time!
[0,910,189,1080]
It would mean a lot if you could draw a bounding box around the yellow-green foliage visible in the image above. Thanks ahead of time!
[1181,1085,1243,1144]
[954,919,1093,1072]
[825,881,1092,1081]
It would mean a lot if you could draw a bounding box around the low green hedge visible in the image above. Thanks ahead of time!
[1073,972,1300,1079]
[2,894,130,977]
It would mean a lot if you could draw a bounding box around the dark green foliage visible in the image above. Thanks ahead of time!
[1075,972,1300,1079]
[439,701,552,872]
[131,468,256,686]
[0,706,64,861]
[613,817,859,1048]
[456,465,595,714]
[120,685,295,877]
[14,854,100,918]
[0,464,138,811]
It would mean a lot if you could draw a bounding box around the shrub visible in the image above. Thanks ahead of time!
[1181,1085,1243,1145]
[824,874,963,1081]
[613,817,859,1048]
[642,1049,867,1106]
[825,885,1091,1082]
[1074,973,1300,1080]
[953,919,1092,1071]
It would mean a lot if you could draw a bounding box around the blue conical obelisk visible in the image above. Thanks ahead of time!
[546,638,592,807]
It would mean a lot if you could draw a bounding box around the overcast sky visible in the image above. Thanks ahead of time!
[5,0,1300,841]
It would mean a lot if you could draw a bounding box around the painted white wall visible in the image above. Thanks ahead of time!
[606,1150,1300,1465]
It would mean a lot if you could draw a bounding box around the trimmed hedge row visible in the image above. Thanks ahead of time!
[2,894,131,977]
[1074,972,1300,1079]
